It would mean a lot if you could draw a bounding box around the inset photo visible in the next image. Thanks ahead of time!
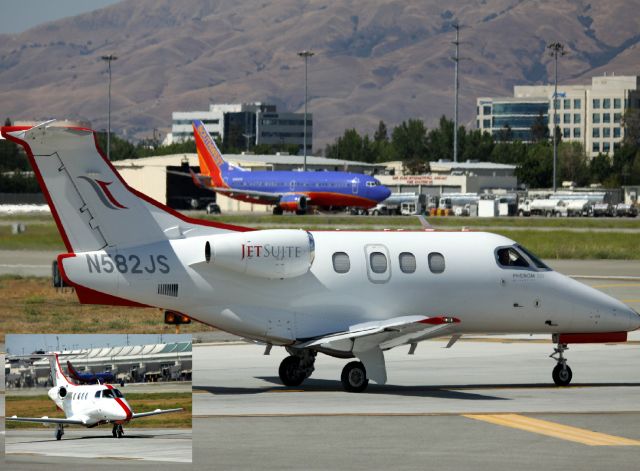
[5,334,192,464]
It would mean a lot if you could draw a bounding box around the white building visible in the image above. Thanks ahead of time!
[477,74,640,157]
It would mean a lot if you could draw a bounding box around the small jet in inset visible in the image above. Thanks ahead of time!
[7,353,182,440]
[2,122,639,393]
[188,119,391,214]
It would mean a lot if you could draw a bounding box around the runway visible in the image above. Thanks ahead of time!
[189,273,640,470]
[4,428,191,463]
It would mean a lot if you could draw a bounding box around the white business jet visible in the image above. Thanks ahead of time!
[2,123,638,392]
[7,353,182,439]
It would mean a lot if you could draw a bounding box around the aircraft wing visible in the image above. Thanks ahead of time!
[131,408,183,419]
[297,315,460,352]
[7,416,85,425]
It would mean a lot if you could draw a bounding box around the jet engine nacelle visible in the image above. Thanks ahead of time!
[278,194,307,212]
[205,229,315,279]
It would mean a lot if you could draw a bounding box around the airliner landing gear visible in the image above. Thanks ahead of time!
[55,424,64,440]
[112,423,124,438]
[278,349,316,387]
[272,207,284,215]
[550,341,572,386]
[341,361,369,393]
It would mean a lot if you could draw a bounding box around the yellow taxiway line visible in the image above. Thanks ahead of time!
[464,413,640,446]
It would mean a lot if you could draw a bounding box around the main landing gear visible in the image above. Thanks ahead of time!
[278,349,316,387]
[278,350,374,393]
[112,423,124,438]
[550,340,573,386]
[55,424,64,440]
[341,361,369,393]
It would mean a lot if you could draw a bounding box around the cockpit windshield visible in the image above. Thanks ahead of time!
[100,388,124,399]
[496,245,551,271]
[516,244,551,270]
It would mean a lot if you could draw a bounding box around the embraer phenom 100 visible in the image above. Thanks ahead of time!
[7,354,182,439]
[2,123,639,392]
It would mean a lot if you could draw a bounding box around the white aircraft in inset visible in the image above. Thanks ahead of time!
[2,123,639,392]
[7,353,182,439]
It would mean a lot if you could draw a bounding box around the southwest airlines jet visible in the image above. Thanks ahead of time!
[190,120,391,214]
[2,122,638,393]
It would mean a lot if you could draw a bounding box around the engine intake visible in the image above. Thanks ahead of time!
[278,194,307,212]
[205,229,315,279]
[58,386,67,399]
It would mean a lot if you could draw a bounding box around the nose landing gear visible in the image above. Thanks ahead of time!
[550,339,573,386]
[55,424,64,440]
[112,423,124,438]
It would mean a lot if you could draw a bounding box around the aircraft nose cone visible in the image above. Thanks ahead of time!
[379,185,391,201]
[626,306,640,331]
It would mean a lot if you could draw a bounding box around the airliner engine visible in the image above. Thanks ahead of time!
[205,229,315,279]
[278,194,307,212]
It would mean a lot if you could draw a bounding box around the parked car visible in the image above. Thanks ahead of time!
[206,202,221,215]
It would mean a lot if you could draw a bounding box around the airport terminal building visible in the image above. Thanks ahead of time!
[168,102,312,155]
[477,74,640,157]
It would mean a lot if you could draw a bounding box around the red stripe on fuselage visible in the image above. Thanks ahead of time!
[106,384,132,421]
[223,191,378,209]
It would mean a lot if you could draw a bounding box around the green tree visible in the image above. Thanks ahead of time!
[95,132,136,161]
[325,129,369,162]
[589,153,612,185]
[392,119,428,162]
[530,112,549,143]
[425,116,453,161]
[557,141,589,186]
[516,142,553,188]
[462,129,494,162]
[621,108,640,147]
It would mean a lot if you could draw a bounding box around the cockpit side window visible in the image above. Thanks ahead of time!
[113,389,124,398]
[95,391,101,398]
[102,389,114,398]
[496,247,530,268]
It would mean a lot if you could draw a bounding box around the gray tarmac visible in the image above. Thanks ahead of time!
[0,249,58,277]
[4,428,191,463]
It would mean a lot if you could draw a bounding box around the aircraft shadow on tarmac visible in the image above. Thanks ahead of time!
[193,377,640,399]
[9,431,187,443]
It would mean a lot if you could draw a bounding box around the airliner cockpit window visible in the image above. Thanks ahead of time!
[113,389,124,398]
[496,247,530,268]
[102,389,114,398]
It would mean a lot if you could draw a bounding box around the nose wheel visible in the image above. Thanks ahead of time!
[112,423,124,438]
[550,341,572,386]
[55,424,64,440]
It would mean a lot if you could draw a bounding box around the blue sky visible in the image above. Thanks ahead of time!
[0,0,121,34]
[6,334,191,355]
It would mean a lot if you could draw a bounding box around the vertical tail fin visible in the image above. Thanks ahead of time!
[192,120,229,188]
[1,123,247,252]
[50,354,74,387]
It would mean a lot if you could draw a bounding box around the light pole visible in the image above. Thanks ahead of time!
[101,54,118,160]
[548,42,565,193]
[298,50,314,171]
[452,23,460,163]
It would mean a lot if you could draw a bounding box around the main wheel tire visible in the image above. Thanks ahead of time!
[552,363,573,386]
[117,425,124,438]
[56,429,63,440]
[272,207,284,215]
[341,361,369,393]
[278,356,305,387]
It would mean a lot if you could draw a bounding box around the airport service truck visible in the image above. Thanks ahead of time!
[517,198,567,217]
[369,193,426,215]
